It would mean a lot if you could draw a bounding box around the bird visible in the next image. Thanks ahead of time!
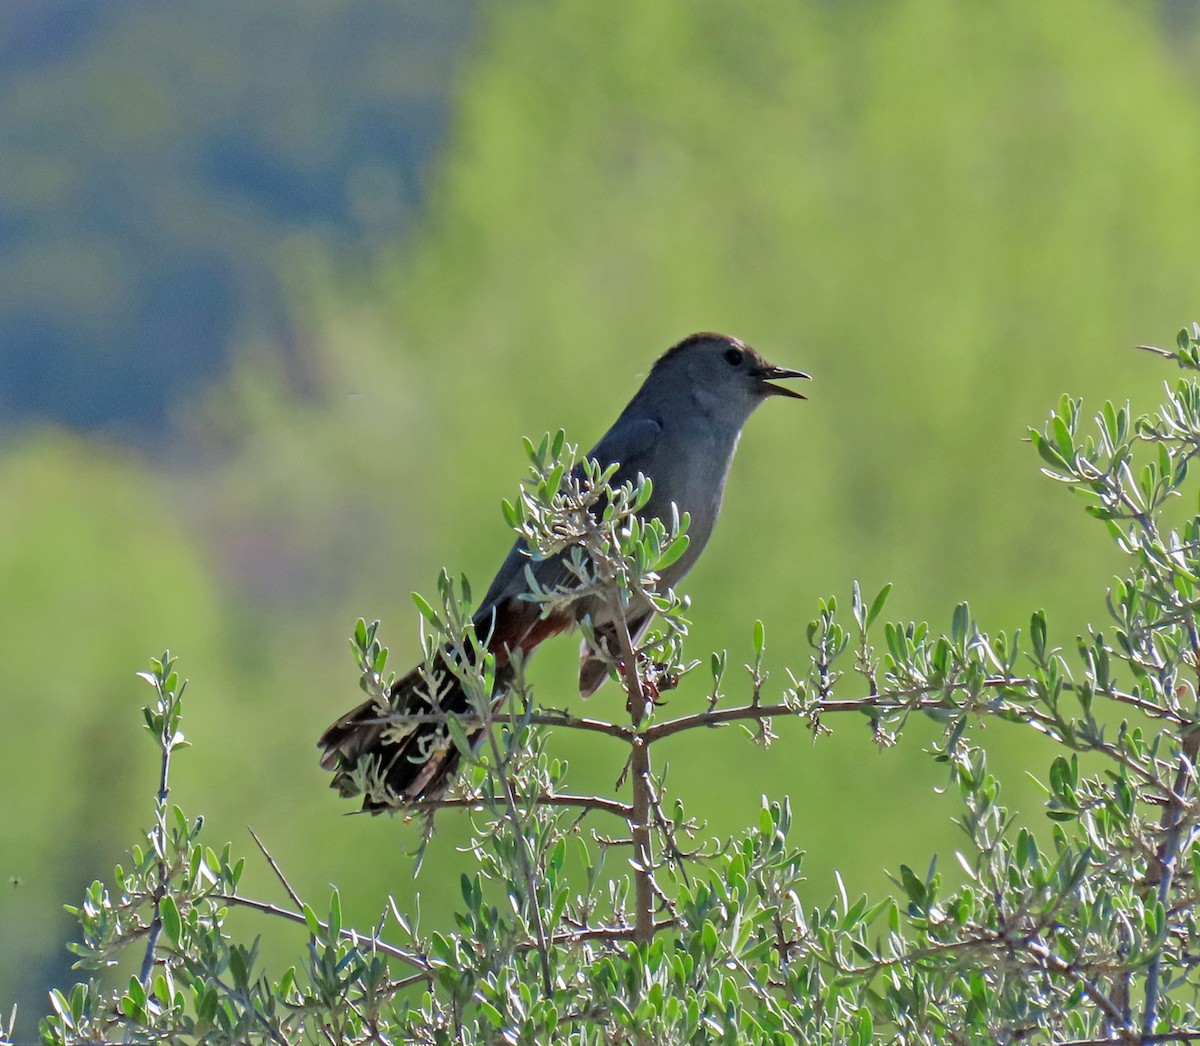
[318,332,809,811]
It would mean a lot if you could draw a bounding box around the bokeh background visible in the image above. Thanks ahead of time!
[3,0,1200,1035]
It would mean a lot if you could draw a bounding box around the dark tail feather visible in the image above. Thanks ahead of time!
[319,598,569,812]
[317,653,478,813]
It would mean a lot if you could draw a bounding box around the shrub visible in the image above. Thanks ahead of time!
[24,327,1200,1044]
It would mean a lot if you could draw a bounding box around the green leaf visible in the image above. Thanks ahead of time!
[753,619,765,658]
[758,804,774,836]
[899,864,926,907]
[479,1000,505,1027]
[633,475,654,512]
[711,650,726,683]
[1101,399,1117,443]
[952,602,969,645]
[160,894,182,947]
[302,902,322,937]
[1052,413,1074,459]
[1030,610,1047,662]
[412,592,442,630]
[854,1007,873,1046]
[445,714,474,759]
[866,583,892,628]
[328,888,342,937]
[654,531,691,573]
[1030,429,1069,470]
[228,945,248,987]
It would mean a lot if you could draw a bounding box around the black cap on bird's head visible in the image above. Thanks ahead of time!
[654,332,811,401]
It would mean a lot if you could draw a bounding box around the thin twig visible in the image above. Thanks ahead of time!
[213,894,430,970]
[1057,1034,1200,1046]
[350,708,633,740]
[248,828,304,909]
[139,703,174,986]
[644,772,697,888]
[550,919,678,946]
[477,687,554,996]
[641,700,797,743]
[1137,344,1178,360]
[402,792,633,818]
[360,675,1176,747]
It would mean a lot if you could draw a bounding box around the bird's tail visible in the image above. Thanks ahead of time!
[318,651,484,813]
[320,599,574,812]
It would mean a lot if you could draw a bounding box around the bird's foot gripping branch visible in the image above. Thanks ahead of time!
[36,324,1200,1044]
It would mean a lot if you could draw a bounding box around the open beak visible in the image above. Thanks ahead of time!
[757,363,811,400]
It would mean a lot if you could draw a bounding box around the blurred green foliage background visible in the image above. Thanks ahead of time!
[4,0,1200,1035]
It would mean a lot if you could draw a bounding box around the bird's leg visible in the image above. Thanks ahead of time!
[623,669,641,716]
[624,647,672,714]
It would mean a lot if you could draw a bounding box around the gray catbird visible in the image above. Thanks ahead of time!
[319,332,809,810]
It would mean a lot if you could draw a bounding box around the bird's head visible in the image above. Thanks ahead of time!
[649,333,810,420]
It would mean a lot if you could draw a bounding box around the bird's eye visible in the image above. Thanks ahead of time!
[723,347,743,367]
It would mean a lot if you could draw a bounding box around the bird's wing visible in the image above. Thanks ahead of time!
[474,414,665,615]
[587,412,664,488]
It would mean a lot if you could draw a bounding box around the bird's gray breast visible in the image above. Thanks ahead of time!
[637,413,740,588]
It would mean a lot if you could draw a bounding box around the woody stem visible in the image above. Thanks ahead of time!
[614,609,655,946]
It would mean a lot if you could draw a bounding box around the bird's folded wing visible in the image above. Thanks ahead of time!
[585,413,664,486]
[474,414,665,613]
